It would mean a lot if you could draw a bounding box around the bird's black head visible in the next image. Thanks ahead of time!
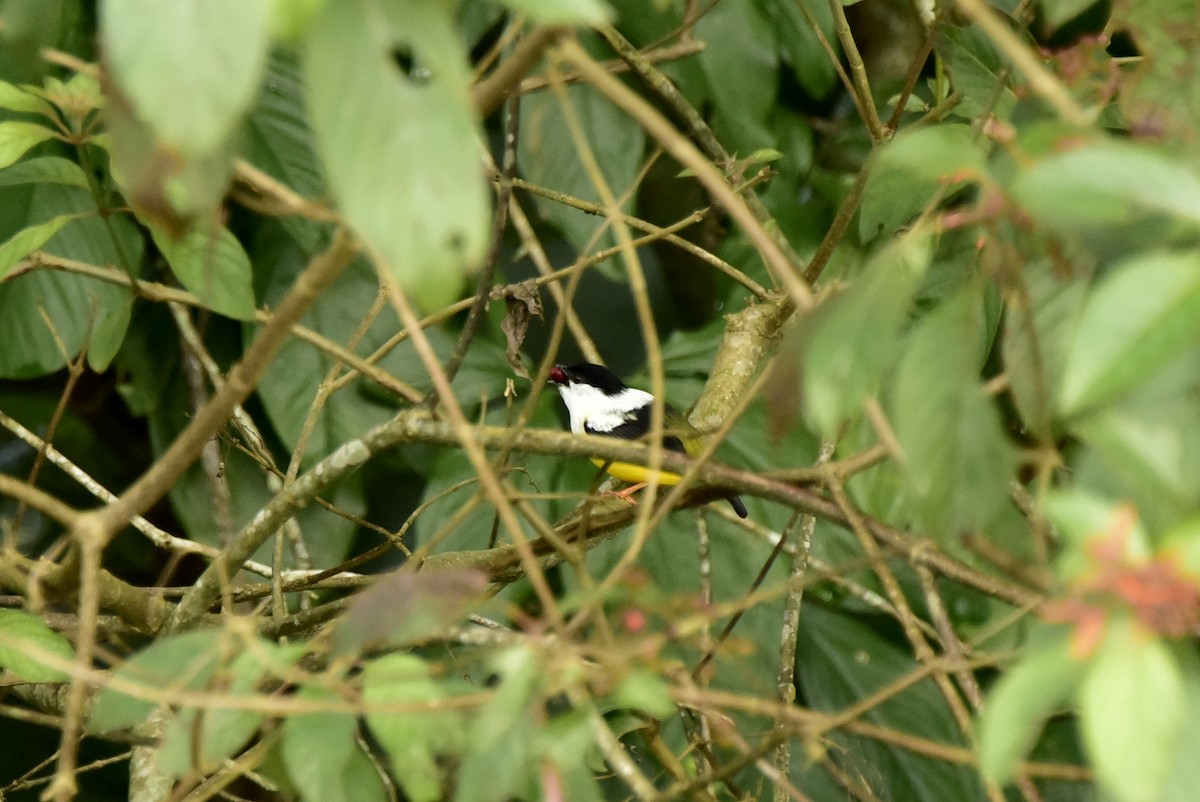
[549,362,628,395]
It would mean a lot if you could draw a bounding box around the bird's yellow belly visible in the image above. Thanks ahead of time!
[591,458,682,486]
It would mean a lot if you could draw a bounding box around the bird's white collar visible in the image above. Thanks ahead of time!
[555,382,653,434]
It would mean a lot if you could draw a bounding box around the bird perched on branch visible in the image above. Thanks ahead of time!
[549,362,748,518]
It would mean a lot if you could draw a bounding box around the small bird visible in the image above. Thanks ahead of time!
[548,362,748,518]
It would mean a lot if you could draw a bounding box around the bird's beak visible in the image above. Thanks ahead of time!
[549,365,568,385]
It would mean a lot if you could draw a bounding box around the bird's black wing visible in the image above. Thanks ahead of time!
[585,404,688,454]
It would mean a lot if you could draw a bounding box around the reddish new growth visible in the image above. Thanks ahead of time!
[1041,505,1200,657]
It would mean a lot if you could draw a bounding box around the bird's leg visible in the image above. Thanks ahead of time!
[609,482,647,505]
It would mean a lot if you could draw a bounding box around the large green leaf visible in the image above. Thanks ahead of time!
[151,223,257,321]
[1002,261,1088,436]
[242,53,327,251]
[860,124,985,239]
[89,630,224,733]
[0,156,88,189]
[1058,251,1200,417]
[156,640,303,778]
[0,213,75,279]
[0,183,139,377]
[1079,619,1184,802]
[694,0,779,153]
[977,628,1085,785]
[938,24,1017,121]
[761,0,837,99]
[0,609,73,683]
[801,230,931,436]
[0,120,56,169]
[304,0,489,311]
[101,0,271,156]
[282,688,387,802]
[499,0,609,23]
[1012,142,1200,230]
[362,653,465,802]
[796,605,986,801]
[518,79,644,277]
[890,287,1016,538]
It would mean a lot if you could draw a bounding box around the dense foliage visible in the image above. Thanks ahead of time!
[0,0,1197,801]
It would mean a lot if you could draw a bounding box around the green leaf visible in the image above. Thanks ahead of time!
[1074,388,1200,532]
[453,647,541,802]
[242,54,326,250]
[0,80,56,116]
[0,183,141,378]
[518,79,644,278]
[761,0,837,98]
[610,668,675,719]
[938,24,1017,121]
[0,156,90,189]
[282,688,383,802]
[890,287,1016,537]
[0,214,75,280]
[157,640,302,778]
[1058,251,1200,416]
[151,223,257,320]
[1012,142,1200,230]
[362,654,463,802]
[0,609,73,683]
[89,630,224,733]
[0,120,57,169]
[499,0,610,24]
[1002,262,1088,436]
[269,0,329,41]
[1079,619,1184,802]
[977,628,1085,785]
[1041,489,1152,582]
[1159,660,1200,802]
[1040,0,1100,29]
[100,0,271,156]
[304,0,488,311]
[797,604,986,800]
[695,0,778,152]
[1161,514,1200,578]
[860,124,985,239]
[802,229,931,436]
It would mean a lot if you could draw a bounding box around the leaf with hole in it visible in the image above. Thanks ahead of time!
[0,121,56,170]
[802,228,931,437]
[0,214,75,280]
[859,124,985,240]
[977,627,1084,785]
[890,286,1016,538]
[1058,251,1200,417]
[101,0,270,156]
[1080,618,1184,802]
[304,0,488,311]
[151,224,257,320]
[0,609,74,683]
